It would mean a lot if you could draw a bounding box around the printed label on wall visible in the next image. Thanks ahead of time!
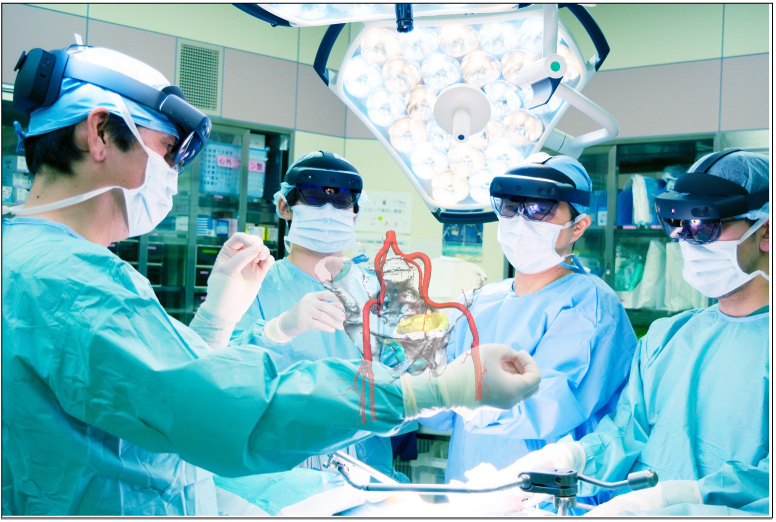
[355,191,412,235]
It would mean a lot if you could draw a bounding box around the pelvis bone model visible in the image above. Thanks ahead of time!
[327,230,485,423]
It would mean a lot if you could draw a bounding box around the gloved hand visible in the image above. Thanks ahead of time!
[583,480,702,516]
[263,291,347,344]
[200,233,274,322]
[446,462,533,515]
[191,233,274,349]
[501,441,587,477]
[400,344,541,418]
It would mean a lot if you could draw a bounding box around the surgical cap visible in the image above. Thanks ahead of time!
[690,150,771,220]
[18,46,178,144]
[524,152,593,214]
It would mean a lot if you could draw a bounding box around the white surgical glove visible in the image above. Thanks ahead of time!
[263,290,347,344]
[400,344,541,418]
[191,233,274,349]
[583,480,702,516]
[445,463,533,515]
[501,441,587,477]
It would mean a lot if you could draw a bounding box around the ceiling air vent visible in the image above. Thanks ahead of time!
[176,39,223,116]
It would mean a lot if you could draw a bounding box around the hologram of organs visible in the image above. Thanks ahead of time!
[354,230,483,423]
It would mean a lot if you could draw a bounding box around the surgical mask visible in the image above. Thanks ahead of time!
[286,203,357,253]
[3,92,178,238]
[680,217,770,298]
[497,215,581,274]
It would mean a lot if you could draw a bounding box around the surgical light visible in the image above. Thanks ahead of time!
[257,4,510,26]
[469,168,497,204]
[286,4,619,222]
[405,85,437,121]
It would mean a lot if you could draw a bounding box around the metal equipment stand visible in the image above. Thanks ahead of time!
[328,451,658,515]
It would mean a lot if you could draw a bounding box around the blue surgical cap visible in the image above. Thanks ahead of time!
[690,150,771,220]
[525,153,592,214]
[17,46,178,146]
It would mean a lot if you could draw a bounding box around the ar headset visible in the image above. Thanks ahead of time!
[285,151,363,209]
[13,45,211,171]
[655,149,769,244]
[489,155,591,219]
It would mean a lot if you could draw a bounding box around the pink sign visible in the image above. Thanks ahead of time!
[216,155,266,173]
[249,161,266,173]
[217,155,240,169]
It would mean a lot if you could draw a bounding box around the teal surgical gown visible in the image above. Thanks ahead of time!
[1,218,408,516]
[231,258,407,478]
[576,304,770,515]
[421,273,638,484]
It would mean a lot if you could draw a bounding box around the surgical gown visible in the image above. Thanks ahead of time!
[421,273,637,484]
[575,304,770,515]
[1,218,408,516]
[231,258,406,478]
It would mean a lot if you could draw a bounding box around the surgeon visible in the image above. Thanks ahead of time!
[1,44,542,516]
[494,150,770,516]
[421,153,638,486]
[230,151,408,479]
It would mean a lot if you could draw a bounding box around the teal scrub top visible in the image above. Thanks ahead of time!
[577,304,770,515]
[2,218,408,515]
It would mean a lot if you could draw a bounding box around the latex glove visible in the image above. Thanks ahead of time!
[501,441,587,477]
[400,344,541,419]
[191,233,274,349]
[584,481,702,516]
[263,291,346,344]
[445,463,533,515]
[200,233,274,322]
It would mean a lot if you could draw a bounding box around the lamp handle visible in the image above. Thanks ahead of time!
[313,24,345,85]
[538,83,619,158]
[517,3,611,71]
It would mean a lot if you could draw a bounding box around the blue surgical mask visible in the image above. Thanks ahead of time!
[285,204,357,253]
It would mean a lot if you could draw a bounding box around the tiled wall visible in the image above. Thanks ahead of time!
[3,3,770,282]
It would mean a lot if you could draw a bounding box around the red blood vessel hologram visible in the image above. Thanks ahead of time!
[354,230,483,422]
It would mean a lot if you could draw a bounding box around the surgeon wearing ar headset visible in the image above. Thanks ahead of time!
[421,153,638,493]
[485,150,770,516]
[230,151,411,481]
[2,44,542,516]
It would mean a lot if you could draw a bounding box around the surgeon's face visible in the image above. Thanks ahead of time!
[102,121,177,194]
[549,202,591,255]
[720,218,770,280]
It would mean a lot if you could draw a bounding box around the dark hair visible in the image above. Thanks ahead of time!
[23,113,137,176]
[569,204,580,222]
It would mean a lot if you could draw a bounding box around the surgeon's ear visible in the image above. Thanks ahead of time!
[759,221,769,253]
[277,198,293,221]
[83,107,113,162]
[571,214,592,242]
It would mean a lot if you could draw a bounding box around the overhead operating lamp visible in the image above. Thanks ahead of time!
[239,4,510,27]
[237,4,619,223]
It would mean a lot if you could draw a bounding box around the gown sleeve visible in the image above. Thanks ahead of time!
[45,264,408,478]
[575,338,651,496]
